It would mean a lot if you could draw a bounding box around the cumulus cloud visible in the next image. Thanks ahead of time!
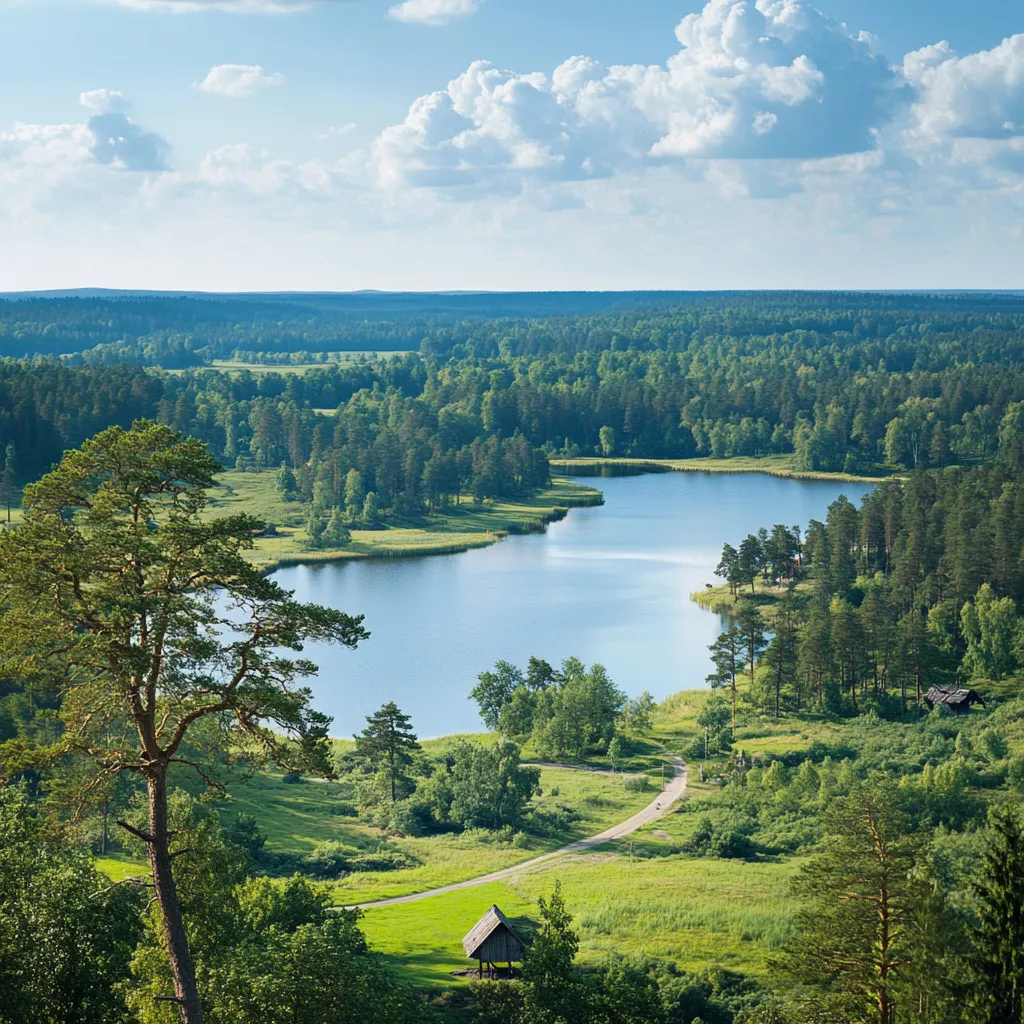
[903,34,1024,140]
[87,113,171,171]
[388,0,480,26]
[198,64,286,98]
[79,89,130,114]
[373,0,904,195]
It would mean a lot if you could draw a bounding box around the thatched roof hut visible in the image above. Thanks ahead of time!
[463,905,524,975]
[924,686,986,714]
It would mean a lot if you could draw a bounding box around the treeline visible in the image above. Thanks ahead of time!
[8,297,1024,495]
[708,462,1024,722]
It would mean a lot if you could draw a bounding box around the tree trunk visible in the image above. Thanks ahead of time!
[147,770,204,1024]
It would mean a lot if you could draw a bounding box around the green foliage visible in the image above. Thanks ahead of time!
[353,702,421,804]
[428,739,541,831]
[521,883,582,1023]
[472,661,525,730]
[0,788,143,1024]
[965,807,1024,1023]
[773,783,948,1024]
[961,584,1021,681]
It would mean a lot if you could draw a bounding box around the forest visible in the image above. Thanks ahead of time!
[1,292,1024,1024]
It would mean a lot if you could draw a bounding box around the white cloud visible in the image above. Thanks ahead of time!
[0,95,170,189]
[903,34,1024,140]
[198,64,286,98]
[372,0,905,196]
[388,0,480,26]
[79,89,130,114]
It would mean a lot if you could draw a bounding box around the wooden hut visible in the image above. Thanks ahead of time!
[924,685,986,714]
[463,905,524,978]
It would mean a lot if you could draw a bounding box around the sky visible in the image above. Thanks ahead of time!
[0,0,1021,291]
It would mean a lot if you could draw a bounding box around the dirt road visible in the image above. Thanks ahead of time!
[347,756,687,910]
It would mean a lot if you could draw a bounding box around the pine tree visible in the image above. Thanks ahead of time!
[775,784,927,1024]
[707,625,744,736]
[966,808,1024,1023]
[1,441,14,524]
[736,602,768,683]
[355,702,421,802]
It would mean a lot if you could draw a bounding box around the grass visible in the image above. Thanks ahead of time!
[95,762,661,903]
[550,455,889,484]
[91,690,821,995]
[203,472,604,572]
[359,846,801,990]
[690,578,815,618]
[331,766,660,905]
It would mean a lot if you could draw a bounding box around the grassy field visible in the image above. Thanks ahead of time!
[550,454,889,484]
[91,689,836,996]
[204,471,604,572]
[360,818,801,989]
[98,762,662,903]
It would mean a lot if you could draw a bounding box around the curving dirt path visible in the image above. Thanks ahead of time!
[347,756,687,910]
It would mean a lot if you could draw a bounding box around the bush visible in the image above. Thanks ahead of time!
[623,774,651,793]
[685,816,756,860]
[1007,757,1024,793]
[300,841,353,879]
[346,851,417,873]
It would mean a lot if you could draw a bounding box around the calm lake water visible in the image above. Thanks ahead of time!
[273,472,874,739]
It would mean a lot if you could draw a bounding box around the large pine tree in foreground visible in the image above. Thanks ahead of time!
[0,421,368,1024]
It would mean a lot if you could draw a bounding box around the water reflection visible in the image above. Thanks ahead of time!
[273,472,873,738]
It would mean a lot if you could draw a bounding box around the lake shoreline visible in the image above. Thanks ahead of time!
[247,478,605,575]
[549,455,888,484]
[248,457,881,576]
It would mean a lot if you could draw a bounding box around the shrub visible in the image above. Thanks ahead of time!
[300,841,352,879]
[685,816,756,860]
[329,802,359,818]
[346,851,417,873]
[1008,757,1024,793]
[623,774,651,793]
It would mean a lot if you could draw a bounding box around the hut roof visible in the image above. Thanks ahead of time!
[925,685,985,709]
[463,905,522,959]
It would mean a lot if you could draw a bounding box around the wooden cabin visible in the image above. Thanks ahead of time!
[463,905,525,978]
[924,685,986,715]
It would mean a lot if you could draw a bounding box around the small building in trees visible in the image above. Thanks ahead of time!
[463,905,524,978]
[924,685,986,714]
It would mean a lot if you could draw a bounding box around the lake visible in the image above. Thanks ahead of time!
[273,471,874,739]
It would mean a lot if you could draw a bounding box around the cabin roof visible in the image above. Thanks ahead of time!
[463,905,522,959]
[925,685,985,708]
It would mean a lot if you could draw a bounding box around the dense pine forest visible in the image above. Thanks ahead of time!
[3,292,1024,1024]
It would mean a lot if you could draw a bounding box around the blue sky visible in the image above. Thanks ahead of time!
[1,0,1022,290]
